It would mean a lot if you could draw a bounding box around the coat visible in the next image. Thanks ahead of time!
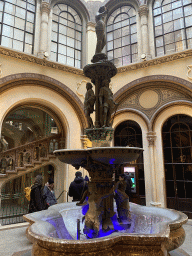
[68,177,88,201]
[29,183,47,213]
[43,185,57,206]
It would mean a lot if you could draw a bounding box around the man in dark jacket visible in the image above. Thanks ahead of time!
[29,175,47,213]
[68,171,88,202]
[124,172,132,197]
[43,178,57,207]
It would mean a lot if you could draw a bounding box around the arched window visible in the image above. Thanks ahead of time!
[106,6,138,67]
[51,4,82,68]
[0,0,36,54]
[153,0,192,57]
[162,114,192,217]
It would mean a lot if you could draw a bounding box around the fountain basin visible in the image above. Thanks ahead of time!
[23,202,188,256]
[54,147,143,167]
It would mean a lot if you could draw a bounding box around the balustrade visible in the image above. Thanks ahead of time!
[0,134,62,174]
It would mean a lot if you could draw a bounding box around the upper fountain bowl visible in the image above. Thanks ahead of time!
[54,147,144,167]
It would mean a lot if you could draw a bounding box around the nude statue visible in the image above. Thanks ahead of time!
[95,6,108,54]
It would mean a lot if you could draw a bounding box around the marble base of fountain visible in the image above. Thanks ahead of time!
[23,202,188,256]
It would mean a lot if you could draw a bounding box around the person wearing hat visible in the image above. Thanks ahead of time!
[43,177,57,207]
[68,171,88,202]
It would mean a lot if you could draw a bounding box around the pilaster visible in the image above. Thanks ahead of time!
[86,22,96,64]
[139,5,151,61]
[38,1,51,59]
[146,131,161,207]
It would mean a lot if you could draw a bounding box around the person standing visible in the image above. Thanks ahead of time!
[124,172,133,197]
[43,178,57,207]
[114,174,130,223]
[68,171,88,202]
[29,174,47,213]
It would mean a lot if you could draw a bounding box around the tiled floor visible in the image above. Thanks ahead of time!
[0,220,191,256]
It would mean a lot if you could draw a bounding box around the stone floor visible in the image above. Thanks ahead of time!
[0,220,191,256]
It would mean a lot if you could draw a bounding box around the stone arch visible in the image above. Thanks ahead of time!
[0,73,87,133]
[150,100,192,131]
[50,0,90,22]
[105,0,140,11]
[113,75,192,103]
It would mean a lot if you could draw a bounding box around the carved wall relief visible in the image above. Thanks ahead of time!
[118,84,192,120]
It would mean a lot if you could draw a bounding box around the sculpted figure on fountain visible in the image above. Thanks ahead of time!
[115,174,131,223]
[95,6,107,55]
[99,79,118,128]
[84,82,95,128]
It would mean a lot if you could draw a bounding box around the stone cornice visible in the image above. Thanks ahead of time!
[1,46,192,76]
[0,46,84,76]
[117,49,192,74]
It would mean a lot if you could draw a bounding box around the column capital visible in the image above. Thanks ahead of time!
[139,5,149,17]
[147,131,156,146]
[41,1,51,14]
[87,22,95,32]
[80,135,88,149]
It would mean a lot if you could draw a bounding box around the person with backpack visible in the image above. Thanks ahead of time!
[29,174,48,213]
[43,178,57,207]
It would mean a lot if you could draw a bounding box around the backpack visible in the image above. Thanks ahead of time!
[24,186,32,201]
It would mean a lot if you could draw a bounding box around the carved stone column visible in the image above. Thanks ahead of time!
[139,5,151,61]
[147,132,161,207]
[38,2,50,58]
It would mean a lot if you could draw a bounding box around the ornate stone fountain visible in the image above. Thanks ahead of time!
[23,5,188,255]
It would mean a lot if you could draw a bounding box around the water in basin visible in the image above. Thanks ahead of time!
[45,204,171,240]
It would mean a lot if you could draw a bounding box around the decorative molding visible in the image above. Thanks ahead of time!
[76,80,87,99]
[187,65,192,80]
[0,46,84,76]
[161,89,180,100]
[117,49,192,74]
[138,5,149,17]
[121,94,137,106]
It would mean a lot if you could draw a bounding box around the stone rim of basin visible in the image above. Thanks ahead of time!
[54,147,144,166]
[24,202,188,253]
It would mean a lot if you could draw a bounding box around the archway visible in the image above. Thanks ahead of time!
[162,114,192,218]
[114,120,145,205]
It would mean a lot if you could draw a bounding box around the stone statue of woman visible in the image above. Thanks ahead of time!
[95,6,108,54]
